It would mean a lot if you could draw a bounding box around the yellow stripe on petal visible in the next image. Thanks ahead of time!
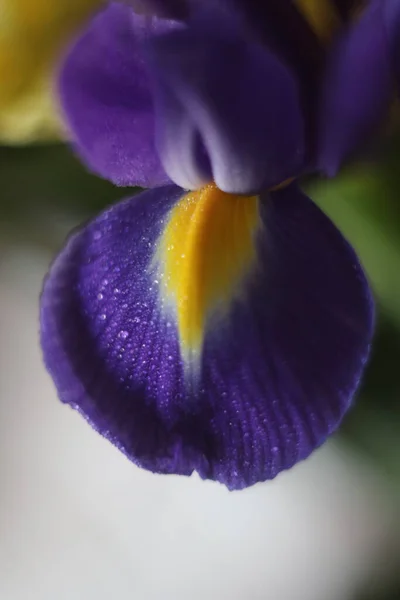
[157,184,261,373]
[295,0,340,42]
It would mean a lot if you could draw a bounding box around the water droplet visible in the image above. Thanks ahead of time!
[119,330,129,340]
[99,313,107,321]
[114,287,120,294]
[97,293,104,301]
[168,355,173,361]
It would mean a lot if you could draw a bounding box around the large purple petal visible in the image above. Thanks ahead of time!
[59,3,174,188]
[145,10,305,193]
[318,0,393,176]
[40,184,374,490]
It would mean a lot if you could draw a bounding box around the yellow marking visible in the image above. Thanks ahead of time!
[270,177,295,192]
[295,0,341,42]
[157,184,260,371]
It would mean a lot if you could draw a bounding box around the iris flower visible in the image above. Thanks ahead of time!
[0,0,100,142]
[41,0,395,490]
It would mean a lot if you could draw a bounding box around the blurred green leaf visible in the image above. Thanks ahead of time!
[308,165,400,331]
[0,143,132,219]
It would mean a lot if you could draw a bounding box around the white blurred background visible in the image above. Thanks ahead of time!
[0,239,398,600]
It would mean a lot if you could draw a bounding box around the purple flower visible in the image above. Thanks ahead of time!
[40,1,383,490]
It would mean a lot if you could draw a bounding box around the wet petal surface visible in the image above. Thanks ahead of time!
[41,184,374,489]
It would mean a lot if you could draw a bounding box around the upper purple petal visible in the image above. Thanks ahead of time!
[121,0,188,19]
[145,9,305,193]
[318,0,393,176]
[40,183,374,490]
[383,0,400,80]
[59,3,174,188]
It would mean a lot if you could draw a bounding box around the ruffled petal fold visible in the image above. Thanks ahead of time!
[145,9,305,193]
[59,3,173,188]
[41,184,374,490]
[318,0,393,176]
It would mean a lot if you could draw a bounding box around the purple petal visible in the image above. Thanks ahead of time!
[121,0,188,19]
[59,3,174,188]
[145,10,305,193]
[383,0,400,77]
[40,184,373,490]
[318,0,393,176]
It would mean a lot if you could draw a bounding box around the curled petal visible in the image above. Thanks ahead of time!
[59,3,174,188]
[145,10,305,193]
[318,0,393,176]
[41,184,374,490]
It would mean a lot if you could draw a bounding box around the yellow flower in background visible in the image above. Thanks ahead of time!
[295,0,340,41]
[0,0,101,143]
[0,0,361,144]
